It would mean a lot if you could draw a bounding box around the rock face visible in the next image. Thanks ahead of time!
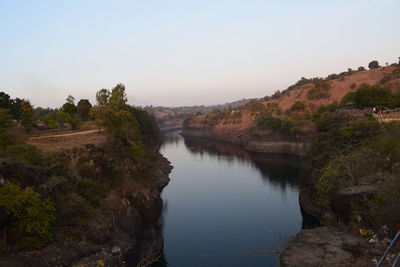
[332,185,378,222]
[280,227,382,267]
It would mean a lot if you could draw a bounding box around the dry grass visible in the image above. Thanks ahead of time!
[27,130,106,152]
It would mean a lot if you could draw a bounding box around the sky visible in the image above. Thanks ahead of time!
[0,0,399,108]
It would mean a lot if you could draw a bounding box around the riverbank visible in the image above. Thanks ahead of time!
[181,127,311,156]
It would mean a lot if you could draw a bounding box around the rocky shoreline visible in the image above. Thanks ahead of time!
[181,127,311,156]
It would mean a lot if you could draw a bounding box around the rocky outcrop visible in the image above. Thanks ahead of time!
[280,227,384,267]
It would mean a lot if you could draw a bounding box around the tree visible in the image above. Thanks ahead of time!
[61,95,81,129]
[105,84,138,142]
[91,89,110,131]
[0,92,11,110]
[43,114,58,129]
[20,101,35,133]
[10,98,24,120]
[56,111,71,129]
[368,60,380,69]
[0,182,55,250]
[77,99,92,121]
[0,108,12,132]
[0,108,13,147]
[66,95,75,105]
[62,95,77,116]
[96,89,110,107]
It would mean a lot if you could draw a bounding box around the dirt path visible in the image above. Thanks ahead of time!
[29,129,100,140]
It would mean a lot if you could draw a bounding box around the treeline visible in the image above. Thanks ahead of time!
[0,91,93,132]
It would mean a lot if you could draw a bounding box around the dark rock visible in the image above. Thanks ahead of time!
[280,227,380,267]
[332,185,378,222]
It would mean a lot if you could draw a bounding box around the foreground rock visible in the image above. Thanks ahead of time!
[280,227,384,267]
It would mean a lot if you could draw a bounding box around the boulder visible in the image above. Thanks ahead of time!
[280,227,381,267]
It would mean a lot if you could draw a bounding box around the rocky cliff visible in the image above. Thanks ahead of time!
[0,144,172,267]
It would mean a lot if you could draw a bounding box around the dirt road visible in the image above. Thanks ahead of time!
[29,129,100,140]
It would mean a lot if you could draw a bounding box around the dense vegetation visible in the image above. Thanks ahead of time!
[311,101,400,233]
[341,83,400,108]
[0,84,160,252]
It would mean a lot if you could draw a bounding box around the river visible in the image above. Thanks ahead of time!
[156,131,318,266]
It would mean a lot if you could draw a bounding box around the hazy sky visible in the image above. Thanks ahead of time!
[1,0,399,108]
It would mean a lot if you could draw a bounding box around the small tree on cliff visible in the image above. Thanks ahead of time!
[368,60,380,69]
[104,84,139,143]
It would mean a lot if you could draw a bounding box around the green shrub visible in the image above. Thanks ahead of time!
[0,182,55,251]
[128,142,146,159]
[307,81,331,100]
[290,101,306,111]
[243,99,265,112]
[257,116,282,130]
[342,84,397,108]
[79,178,106,206]
[257,116,298,133]
[5,145,44,165]
[56,192,95,226]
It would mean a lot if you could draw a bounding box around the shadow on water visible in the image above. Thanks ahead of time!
[155,132,319,266]
[182,136,305,194]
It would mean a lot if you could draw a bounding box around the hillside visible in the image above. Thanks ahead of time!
[182,64,400,155]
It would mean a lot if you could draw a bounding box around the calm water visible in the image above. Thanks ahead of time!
[157,131,317,267]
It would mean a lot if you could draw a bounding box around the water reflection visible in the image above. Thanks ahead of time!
[181,137,305,195]
[158,132,317,267]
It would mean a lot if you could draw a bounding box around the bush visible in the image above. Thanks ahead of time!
[5,145,44,165]
[78,178,106,206]
[243,99,265,112]
[0,182,55,250]
[368,60,380,69]
[342,84,397,108]
[257,116,298,133]
[307,81,331,100]
[55,192,95,226]
[128,142,146,159]
[257,116,282,130]
[290,101,306,112]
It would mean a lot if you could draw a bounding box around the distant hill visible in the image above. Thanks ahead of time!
[143,98,251,130]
